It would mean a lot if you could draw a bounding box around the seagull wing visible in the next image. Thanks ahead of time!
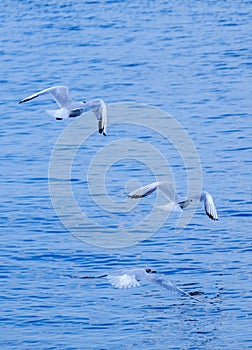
[94,101,107,136]
[202,191,218,221]
[157,181,178,201]
[148,274,203,302]
[128,181,158,198]
[18,86,72,108]
[107,272,141,289]
[189,191,218,220]
[84,99,107,136]
[128,181,176,201]
[148,274,187,295]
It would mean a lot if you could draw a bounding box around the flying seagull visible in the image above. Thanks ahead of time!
[78,268,202,302]
[128,181,218,220]
[18,85,107,135]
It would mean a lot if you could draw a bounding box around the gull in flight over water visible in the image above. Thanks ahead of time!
[18,86,107,135]
[78,268,203,302]
[128,181,218,220]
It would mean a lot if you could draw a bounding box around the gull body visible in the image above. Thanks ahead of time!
[128,181,218,220]
[18,86,107,135]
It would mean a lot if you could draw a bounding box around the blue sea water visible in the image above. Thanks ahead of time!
[1,0,252,349]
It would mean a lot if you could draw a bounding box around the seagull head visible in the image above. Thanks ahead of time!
[178,199,192,209]
[145,268,157,274]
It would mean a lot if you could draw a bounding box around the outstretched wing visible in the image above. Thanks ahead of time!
[148,274,187,295]
[189,191,218,221]
[128,181,176,201]
[128,182,158,198]
[107,273,140,289]
[202,191,218,220]
[95,101,107,136]
[148,274,203,302]
[83,99,107,136]
[19,86,72,108]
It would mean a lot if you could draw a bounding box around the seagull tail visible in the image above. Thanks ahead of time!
[46,108,69,120]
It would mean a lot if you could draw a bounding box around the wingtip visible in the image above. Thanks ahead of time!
[98,127,107,136]
[128,194,141,199]
[207,213,218,221]
[19,98,30,104]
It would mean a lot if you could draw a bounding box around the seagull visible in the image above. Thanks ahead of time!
[128,181,218,220]
[18,86,107,135]
[78,268,203,302]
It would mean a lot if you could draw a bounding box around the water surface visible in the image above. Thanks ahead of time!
[0,1,251,349]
